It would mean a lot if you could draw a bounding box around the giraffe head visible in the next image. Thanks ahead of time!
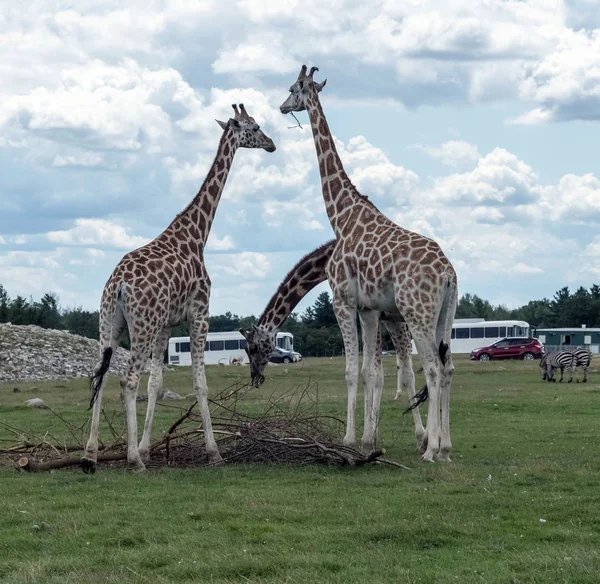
[280,65,327,114]
[240,325,276,387]
[217,104,276,152]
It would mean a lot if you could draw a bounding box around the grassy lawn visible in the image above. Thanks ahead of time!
[1,355,600,583]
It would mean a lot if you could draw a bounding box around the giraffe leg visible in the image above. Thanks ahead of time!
[411,333,443,463]
[82,305,125,474]
[438,348,454,462]
[333,297,359,448]
[190,311,222,465]
[359,311,382,454]
[383,319,424,447]
[139,327,171,461]
[121,339,153,472]
[436,287,456,462]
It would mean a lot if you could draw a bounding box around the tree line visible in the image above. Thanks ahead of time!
[2,283,600,356]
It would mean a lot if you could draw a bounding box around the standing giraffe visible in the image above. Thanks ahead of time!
[241,240,425,445]
[82,104,276,473]
[280,66,458,462]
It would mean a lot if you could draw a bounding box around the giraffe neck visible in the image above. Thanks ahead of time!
[306,93,361,236]
[258,240,336,332]
[166,128,237,245]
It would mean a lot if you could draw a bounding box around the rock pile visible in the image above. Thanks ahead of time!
[0,323,145,383]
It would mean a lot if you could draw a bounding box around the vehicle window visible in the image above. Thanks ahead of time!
[471,327,484,338]
[224,340,238,350]
[485,327,499,338]
[180,342,190,353]
[456,328,469,339]
[175,343,180,353]
[451,328,456,339]
[209,341,224,351]
[204,341,210,351]
[495,340,510,348]
[499,327,506,336]
[509,339,525,346]
[239,339,246,350]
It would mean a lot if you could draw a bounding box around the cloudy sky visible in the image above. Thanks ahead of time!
[1,0,600,320]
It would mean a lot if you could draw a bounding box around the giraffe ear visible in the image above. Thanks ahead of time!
[315,79,327,93]
[216,119,227,130]
[239,328,253,341]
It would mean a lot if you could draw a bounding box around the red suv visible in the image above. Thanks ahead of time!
[470,337,545,361]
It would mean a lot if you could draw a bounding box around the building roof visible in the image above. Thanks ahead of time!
[535,328,600,333]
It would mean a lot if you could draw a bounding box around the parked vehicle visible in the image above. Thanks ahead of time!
[167,331,294,366]
[270,348,301,364]
[470,337,545,361]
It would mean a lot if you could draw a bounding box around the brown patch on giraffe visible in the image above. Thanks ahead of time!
[422,251,438,265]
[180,243,190,255]
[319,117,328,136]
[319,137,329,154]
[319,158,326,176]
[410,247,427,262]
[208,184,219,198]
[326,153,336,176]
[330,176,342,196]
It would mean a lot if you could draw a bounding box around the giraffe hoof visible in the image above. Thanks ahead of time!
[420,452,436,463]
[436,449,452,463]
[130,462,147,474]
[208,452,224,466]
[80,457,97,474]
[139,449,150,463]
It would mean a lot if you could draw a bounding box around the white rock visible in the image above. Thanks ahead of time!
[158,390,184,400]
[0,323,149,383]
[25,398,45,407]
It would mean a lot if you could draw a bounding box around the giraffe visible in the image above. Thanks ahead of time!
[280,66,458,462]
[81,104,276,473]
[241,240,425,445]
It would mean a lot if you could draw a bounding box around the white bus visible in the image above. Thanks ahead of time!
[167,331,294,366]
[410,319,531,354]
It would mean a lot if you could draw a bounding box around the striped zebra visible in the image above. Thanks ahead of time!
[540,349,591,383]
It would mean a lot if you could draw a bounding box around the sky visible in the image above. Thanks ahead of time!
[1,0,600,320]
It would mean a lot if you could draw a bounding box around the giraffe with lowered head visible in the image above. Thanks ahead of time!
[280,66,458,462]
[82,104,276,473]
[241,240,425,445]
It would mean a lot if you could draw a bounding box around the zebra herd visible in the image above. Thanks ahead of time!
[539,348,592,383]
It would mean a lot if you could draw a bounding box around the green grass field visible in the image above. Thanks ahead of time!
[1,355,599,584]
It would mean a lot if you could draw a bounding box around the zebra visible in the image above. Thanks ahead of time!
[540,349,591,383]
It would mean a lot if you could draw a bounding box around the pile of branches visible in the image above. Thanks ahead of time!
[1,380,409,473]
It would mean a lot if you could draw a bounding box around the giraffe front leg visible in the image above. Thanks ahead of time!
[333,297,359,448]
[190,311,223,465]
[139,328,170,462]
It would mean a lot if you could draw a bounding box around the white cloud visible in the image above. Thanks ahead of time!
[206,233,235,251]
[213,35,298,74]
[47,219,149,250]
[429,148,538,205]
[213,251,271,279]
[53,152,111,169]
[413,140,481,168]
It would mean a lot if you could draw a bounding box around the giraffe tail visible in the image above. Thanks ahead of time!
[403,341,448,414]
[89,347,113,410]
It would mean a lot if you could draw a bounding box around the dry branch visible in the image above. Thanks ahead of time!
[3,380,410,473]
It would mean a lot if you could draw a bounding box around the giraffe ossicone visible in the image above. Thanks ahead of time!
[82,103,276,474]
[280,65,458,462]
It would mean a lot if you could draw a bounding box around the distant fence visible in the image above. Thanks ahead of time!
[543,345,600,354]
